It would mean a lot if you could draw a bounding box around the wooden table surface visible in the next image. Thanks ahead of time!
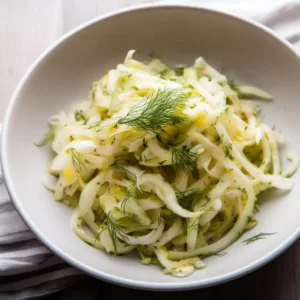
[1,1,299,299]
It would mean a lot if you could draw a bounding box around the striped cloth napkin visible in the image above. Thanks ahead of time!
[1,0,300,298]
[0,171,85,299]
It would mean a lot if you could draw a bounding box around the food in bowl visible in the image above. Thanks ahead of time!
[37,50,298,277]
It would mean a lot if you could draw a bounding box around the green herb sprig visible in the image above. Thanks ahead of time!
[118,88,188,133]
[243,232,276,245]
[74,110,86,122]
[155,134,199,176]
[106,212,130,254]
[121,184,138,214]
[170,145,198,175]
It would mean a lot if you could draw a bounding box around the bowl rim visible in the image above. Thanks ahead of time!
[1,3,300,291]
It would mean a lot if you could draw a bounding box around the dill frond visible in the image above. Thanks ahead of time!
[155,134,199,175]
[35,127,55,147]
[170,145,198,174]
[67,148,86,173]
[106,212,130,254]
[120,184,138,214]
[74,111,86,122]
[118,88,188,133]
[243,232,276,245]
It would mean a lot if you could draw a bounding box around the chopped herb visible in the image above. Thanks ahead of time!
[247,215,256,224]
[75,110,86,122]
[224,144,232,158]
[254,201,260,212]
[243,232,276,245]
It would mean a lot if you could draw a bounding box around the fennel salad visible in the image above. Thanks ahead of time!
[38,50,298,277]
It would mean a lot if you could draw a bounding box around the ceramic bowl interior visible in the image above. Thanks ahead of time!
[1,5,300,290]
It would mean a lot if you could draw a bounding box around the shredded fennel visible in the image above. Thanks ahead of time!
[39,50,297,277]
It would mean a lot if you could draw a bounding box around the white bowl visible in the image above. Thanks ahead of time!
[1,4,300,291]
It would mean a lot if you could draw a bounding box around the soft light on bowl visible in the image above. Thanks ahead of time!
[1,4,300,290]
